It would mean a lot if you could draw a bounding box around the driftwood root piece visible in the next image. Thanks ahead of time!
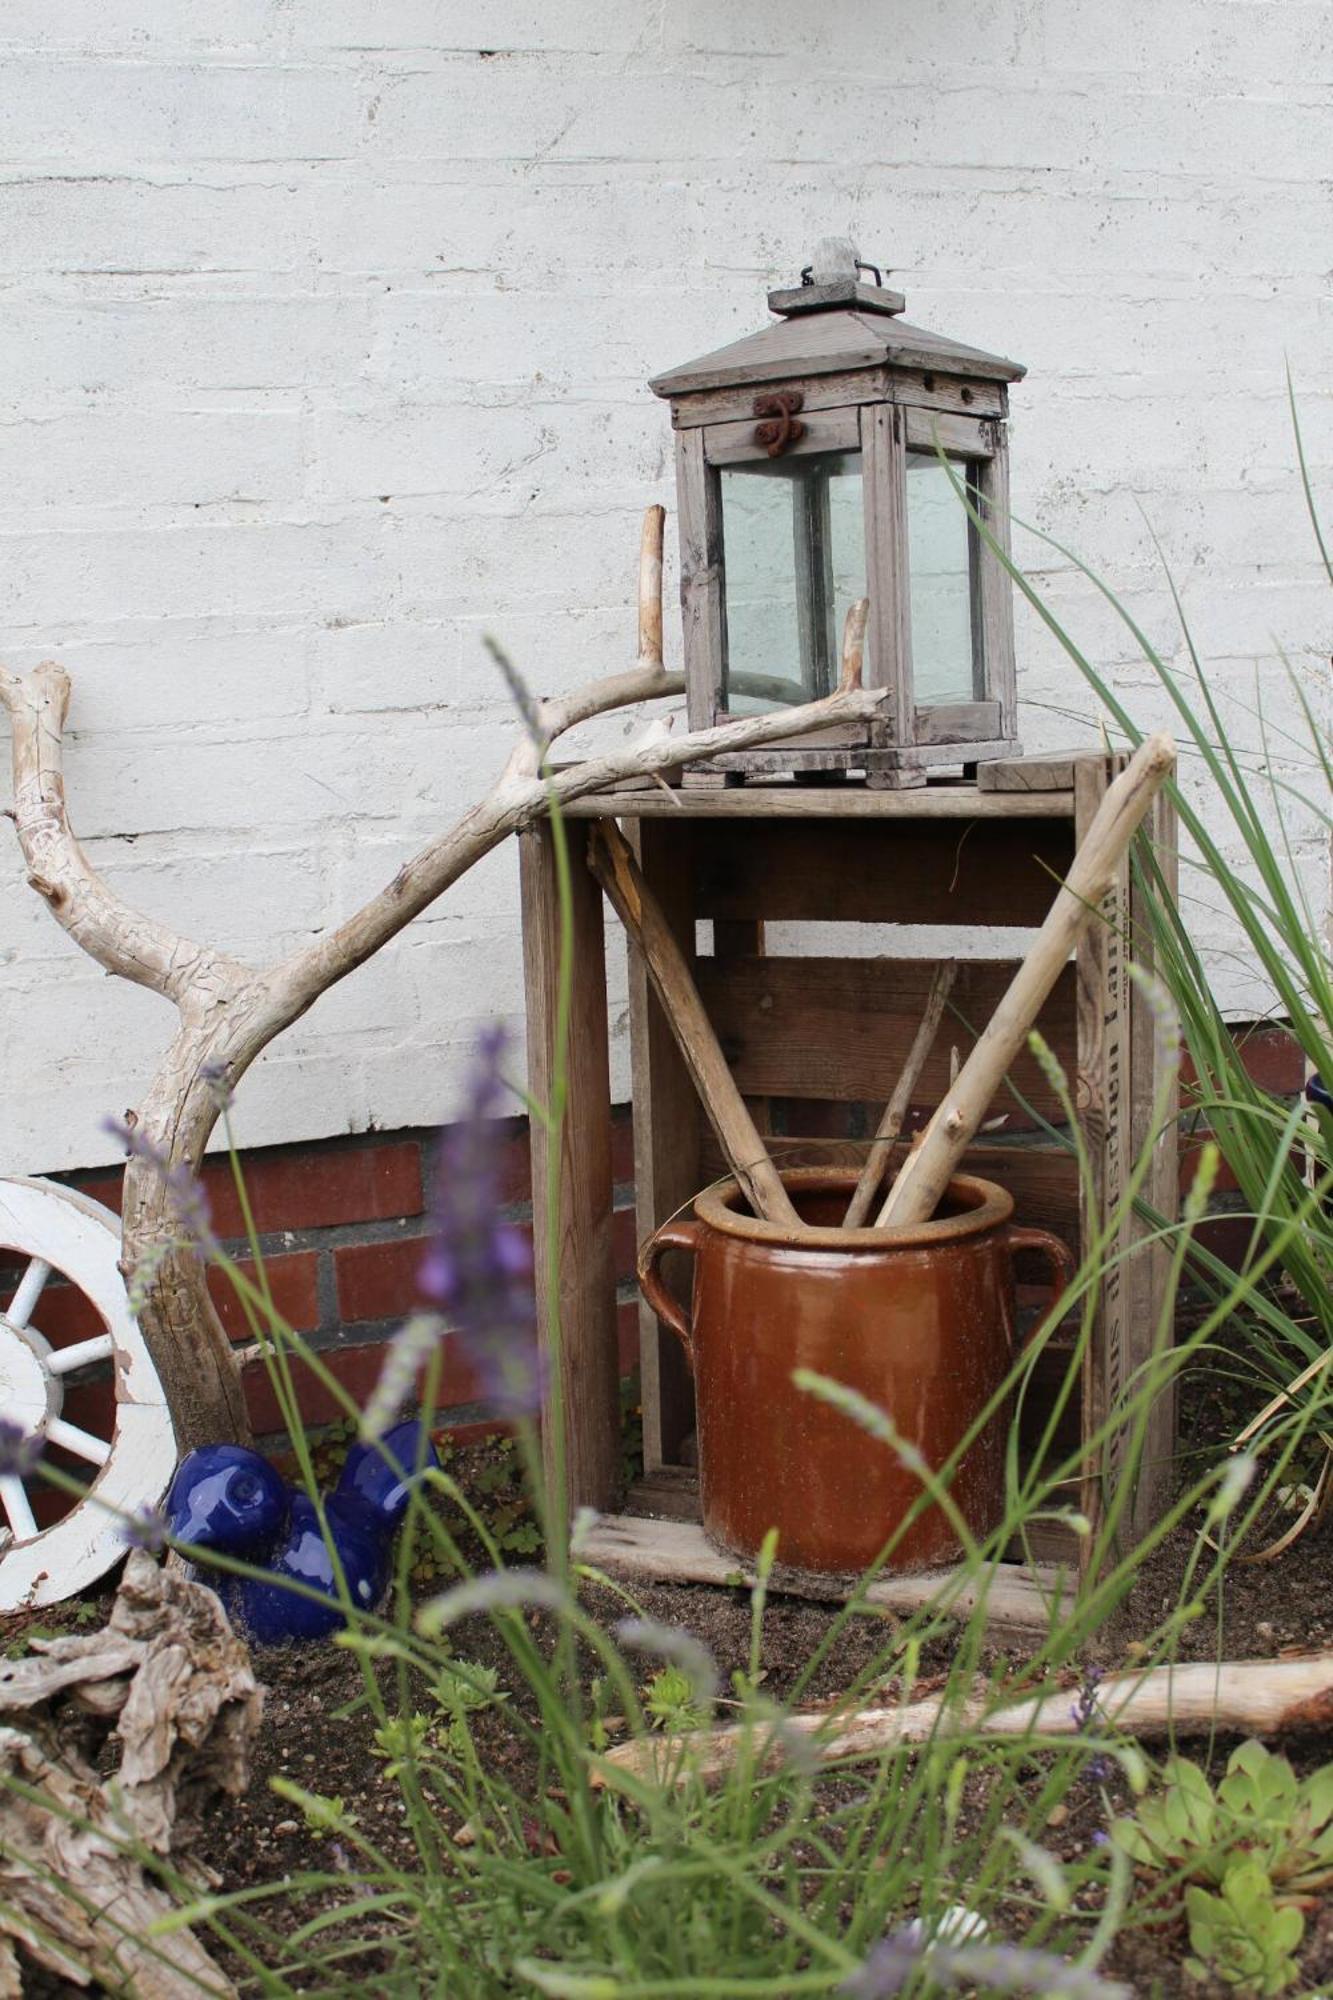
[0,1550,260,1996]
[599,1653,1333,1790]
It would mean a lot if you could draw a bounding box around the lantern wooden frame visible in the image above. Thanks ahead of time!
[651,272,1026,787]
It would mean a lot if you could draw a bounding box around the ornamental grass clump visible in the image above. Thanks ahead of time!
[962,383,1333,1437]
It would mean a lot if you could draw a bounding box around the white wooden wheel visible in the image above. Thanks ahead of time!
[0,1176,175,1612]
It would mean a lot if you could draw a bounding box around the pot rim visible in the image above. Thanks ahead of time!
[692,1167,1015,1250]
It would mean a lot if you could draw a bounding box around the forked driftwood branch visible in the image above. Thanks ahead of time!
[0,509,888,1447]
[0,1550,260,1996]
[599,1653,1333,1790]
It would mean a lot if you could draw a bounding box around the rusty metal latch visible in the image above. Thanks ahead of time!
[753,391,806,457]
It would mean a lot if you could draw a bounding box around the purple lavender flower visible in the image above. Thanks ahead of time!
[0,1419,40,1481]
[483,634,545,750]
[102,1116,219,1260]
[840,1928,923,1997]
[362,1028,544,1439]
[416,1028,543,1420]
[843,1932,1129,1998]
[120,1505,169,1554]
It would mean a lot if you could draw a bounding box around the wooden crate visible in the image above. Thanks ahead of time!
[519,753,1178,1617]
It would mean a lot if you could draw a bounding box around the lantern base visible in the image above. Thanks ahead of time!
[683,737,1021,790]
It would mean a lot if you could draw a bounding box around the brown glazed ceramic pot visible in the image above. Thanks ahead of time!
[638,1168,1072,1575]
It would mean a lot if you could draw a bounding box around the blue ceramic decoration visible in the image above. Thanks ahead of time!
[1307,1072,1331,1112]
[164,1443,289,1554]
[164,1419,439,1644]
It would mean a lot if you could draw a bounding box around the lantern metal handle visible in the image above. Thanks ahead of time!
[752,391,806,458]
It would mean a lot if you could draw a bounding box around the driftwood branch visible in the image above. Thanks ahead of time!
[879,732,1176,1227]
[843,962,957,1228]
[0,664,246,1015]
[2,507,886,1447]
[587,818,802,1228]
[599,1653,1333,1790]
[0,1550,260,1995]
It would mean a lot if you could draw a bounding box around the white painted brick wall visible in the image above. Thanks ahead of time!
[1,1,1329,1173]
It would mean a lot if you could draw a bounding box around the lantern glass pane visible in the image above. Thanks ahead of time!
[906,454,983,705]
[718,450,865,713]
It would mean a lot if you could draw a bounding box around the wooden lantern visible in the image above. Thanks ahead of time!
[650,240,1026,787]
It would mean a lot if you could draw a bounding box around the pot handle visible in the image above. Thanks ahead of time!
[1008,1224,1077,1342]
[637,1218,702,1367]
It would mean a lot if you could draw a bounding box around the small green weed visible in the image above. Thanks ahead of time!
[643,1663,711,1733]
[270,1775,357,1840]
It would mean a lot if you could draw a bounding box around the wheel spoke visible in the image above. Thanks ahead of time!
[44,1418,112,1467]
[7,1257,51,1331]
[47,1333,115,1376]
[0,1477,38,1540]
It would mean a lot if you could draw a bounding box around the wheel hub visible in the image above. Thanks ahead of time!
[0,1317,60,1444]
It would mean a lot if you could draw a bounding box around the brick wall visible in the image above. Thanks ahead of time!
[46,1105,639,1444]
[10,1012,1302,1455]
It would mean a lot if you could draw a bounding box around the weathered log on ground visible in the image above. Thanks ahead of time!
[0,1551,260,1996]
[599,1653,1333,1789]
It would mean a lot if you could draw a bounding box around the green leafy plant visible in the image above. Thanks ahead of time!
[642,1662,711,1733]
[432,1656,508,1753]
[1184,1860,1304,1993]
[1114,1741,1333,1902]
[371,1710,435,1780]
[270,1776,356,1841]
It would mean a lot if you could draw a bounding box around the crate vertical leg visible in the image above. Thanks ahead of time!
[628,818,700,1471]
[519,821,620,1518]
[1074,754,1132,1551]
[1126,787,1180,1533]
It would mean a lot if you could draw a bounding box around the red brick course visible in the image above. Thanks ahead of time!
[208,1250,321,1339]
[334,1233,431,1326]
[242,1329,483,1436]
[35,1103,645,1447]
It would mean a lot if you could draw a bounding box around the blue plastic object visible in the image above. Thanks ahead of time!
[164,1419,439,1644]
[1306,1071,1332,1112]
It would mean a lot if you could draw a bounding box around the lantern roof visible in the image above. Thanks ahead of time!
[650,243,1025,400]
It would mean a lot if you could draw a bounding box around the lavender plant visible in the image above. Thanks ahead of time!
[361,1025,543,1438]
